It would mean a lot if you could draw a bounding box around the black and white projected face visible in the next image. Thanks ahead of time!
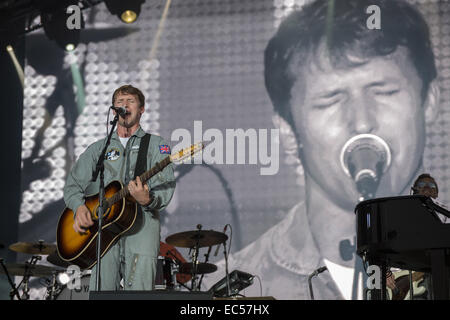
[19,0,450,300]
[290,45,428,210]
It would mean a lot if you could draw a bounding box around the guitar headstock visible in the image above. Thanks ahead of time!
[170,142,205,164]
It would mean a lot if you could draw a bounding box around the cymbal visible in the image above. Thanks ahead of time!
[179,262,217,275]
[0,263,62,277]
[9,241,56,255]
[159,241,191,284]
[165,230,228,248]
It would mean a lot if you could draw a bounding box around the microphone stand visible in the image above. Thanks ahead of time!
[198,245,212,290]
[223,240,231,297]
[91,113,120,291]
[308,266,327,300]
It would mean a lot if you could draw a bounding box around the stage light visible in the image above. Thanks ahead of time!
[5,44,24,87]
[121,10,137,24]
[41,5,84,51]
[65,43,75,52]
[57,273,70,285]
[104,0,146,24]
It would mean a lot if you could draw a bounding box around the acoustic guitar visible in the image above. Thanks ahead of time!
[56,143,204,269]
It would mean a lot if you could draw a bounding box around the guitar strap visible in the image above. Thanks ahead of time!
[134,133,151,178]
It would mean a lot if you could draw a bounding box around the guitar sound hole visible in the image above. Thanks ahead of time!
[92,205,111,221]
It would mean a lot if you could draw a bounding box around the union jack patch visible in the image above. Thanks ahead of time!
[159,145,171,154]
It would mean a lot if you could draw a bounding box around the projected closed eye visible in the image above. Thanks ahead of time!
[312,91,346,109]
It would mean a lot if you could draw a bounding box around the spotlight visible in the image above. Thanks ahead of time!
[105,0,146,24]
[41,5,84,51]
[65,43,75,52]
[121,10,137,24]
[57,272,71,285]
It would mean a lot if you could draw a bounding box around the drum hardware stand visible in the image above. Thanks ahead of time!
[198,245,212,290]
[190,224,203,291]
[170,262,180,291]
[222,237,231,297]
[22,255,43,300]
[10,256,42,300]
[190,245,200,291]
[165,249,183,291]
[91,111,120,292]
[45,271,59,300]
[0,258,21,300]
[165,249,193,291]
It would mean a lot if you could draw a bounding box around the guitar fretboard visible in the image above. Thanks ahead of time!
[104,156,171,208]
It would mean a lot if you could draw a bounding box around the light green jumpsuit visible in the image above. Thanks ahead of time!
[63,127,175,291]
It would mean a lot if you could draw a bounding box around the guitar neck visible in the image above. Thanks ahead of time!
[105,156,171,207]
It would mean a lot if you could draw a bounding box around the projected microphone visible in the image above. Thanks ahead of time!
[214,225,228,256]
[110,106,128,118]
[340,134,391,200]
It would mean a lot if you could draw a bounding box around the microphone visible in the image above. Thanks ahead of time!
[308,266,328,300]
[214,225,228,257]
[340,134,391,200]
[314,266,327,275]
[110,106,128,118]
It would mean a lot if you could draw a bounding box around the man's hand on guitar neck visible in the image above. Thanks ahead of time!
[74,204,94,234]
[128,176,152,207]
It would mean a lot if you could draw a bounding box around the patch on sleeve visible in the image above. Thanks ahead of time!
[159,145,171,154]
[105,148,120,161]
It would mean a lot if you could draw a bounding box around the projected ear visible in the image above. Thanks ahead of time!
[273,113,305,185]
[424,79,440,125]
[272,113,301,165]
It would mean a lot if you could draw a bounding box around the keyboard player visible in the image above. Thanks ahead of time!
[386,173,447,299]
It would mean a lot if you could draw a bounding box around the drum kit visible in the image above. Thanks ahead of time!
[162,224,228,292]
[0,240,65,300]
[0,225,228,299]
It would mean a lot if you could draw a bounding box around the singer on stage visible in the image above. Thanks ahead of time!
[63,84,175,291]
[203,0,440,299]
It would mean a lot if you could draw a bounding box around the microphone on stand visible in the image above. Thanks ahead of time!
[214,225,228,257]
[313,266,327,276]
[110,106,128,118]
[308,266,328,300]
[340,134,391,201]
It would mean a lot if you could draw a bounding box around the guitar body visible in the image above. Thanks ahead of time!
[56,181,137,269]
